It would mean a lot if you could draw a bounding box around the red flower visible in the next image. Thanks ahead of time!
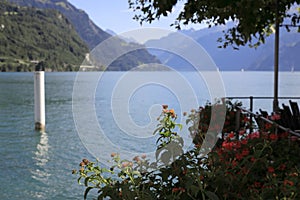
[233,141,241,149]
[269,133,278,140]
[243,116,250,122]
[279,132,289,138]
[290,136,299,141]
[283,179,294,186]
[270,113,280,120]
[268,166,275,173]
[265,123,272,129]
[239,130,246,135]
[279,164,286,171]
[222,141,233,150]
[231,160,238,167]
[235,153,243,160]
[241,149,250,156]
[247,132,260,139]
[228,132,235,139]
[250,157,256,163]
[241,139,248,145]
[172,187,185,193]
[254,182,261,188]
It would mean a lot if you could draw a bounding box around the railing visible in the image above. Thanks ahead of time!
[227,96,300,114]
[225,96,300,138]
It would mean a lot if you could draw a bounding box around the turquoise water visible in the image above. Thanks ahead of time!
[0,71,299,199]
[0,73,88,199]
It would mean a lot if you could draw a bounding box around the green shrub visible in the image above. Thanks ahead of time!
[73,101,300,199]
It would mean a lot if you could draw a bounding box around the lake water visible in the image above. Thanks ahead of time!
[0,71,299,199]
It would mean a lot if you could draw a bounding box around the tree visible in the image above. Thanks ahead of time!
[128,0,300,48]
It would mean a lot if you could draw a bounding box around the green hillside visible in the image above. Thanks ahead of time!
[7,0,161,71]
[0,1,89,72]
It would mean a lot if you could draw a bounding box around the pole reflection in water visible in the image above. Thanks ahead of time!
[31,132,50,182]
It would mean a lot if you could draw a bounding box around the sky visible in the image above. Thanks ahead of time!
[67,0,206,34]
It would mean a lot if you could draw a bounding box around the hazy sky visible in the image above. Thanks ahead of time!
[67,0,206,34]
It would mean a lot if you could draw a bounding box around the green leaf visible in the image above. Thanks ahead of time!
[84,187,94,200]
[156,136,163,145]
[84,177,90,187]
[153,126,163,135]
[132,170,141,177]
[176,123,183,130]
[205,191,220,200]
[189,185,200,196]
[77,177,82,185]
[101,168,112,173]
[186,118,191,125]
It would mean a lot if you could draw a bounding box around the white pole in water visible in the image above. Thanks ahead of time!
[34,66,45,131]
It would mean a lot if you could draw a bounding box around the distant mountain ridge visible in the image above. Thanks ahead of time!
[8,0,161,70]
[146,25,300,71]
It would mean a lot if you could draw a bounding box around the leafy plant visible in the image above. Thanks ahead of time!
[74,101,300,199]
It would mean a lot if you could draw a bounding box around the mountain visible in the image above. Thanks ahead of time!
[146,25,300,71]
[8,0,161,70]
[8,0,110,49]
[250,31,300,71]
[0,1,88,72]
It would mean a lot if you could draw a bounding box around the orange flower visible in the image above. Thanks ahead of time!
[141,154,147,159]
[133,156,140,162]
[111,152,117,157]
[82,159,89,165]
[122,162,129,168]
[79,167,84,173]
[169,109,176,118]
